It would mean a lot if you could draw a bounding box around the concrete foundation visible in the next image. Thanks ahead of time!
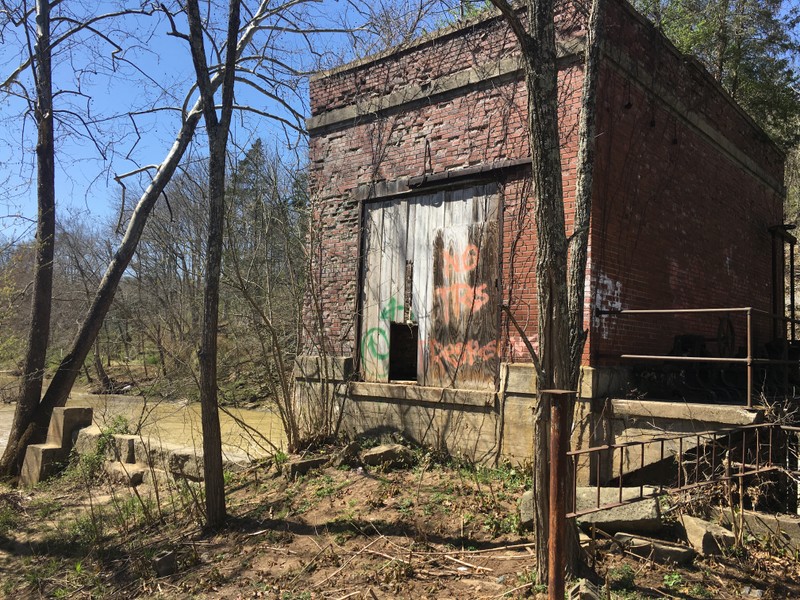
[295,355,766,480]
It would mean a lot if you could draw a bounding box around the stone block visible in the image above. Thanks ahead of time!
[20,443,63,488]
[110,434,137,464]
[504,364,537,395]
[283,456,328,479]
[104,461,146,487]
[680,515,735,555]
[519,490,534,530]
[575,487,663,534]
[74,426,103,456]
[331,441,361,468]
[152,550,177,577]
[134,438,183,469]
[614,532,696,565]
[361,443,412,469]
[142,466,171,487]
[713,508,800,553]
[168,449,204,481]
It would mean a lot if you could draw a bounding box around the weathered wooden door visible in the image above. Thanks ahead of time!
[425,221,499,388]
[361,185,499,390]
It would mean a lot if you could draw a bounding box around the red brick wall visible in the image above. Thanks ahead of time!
[305,0,785,378]
[589,0,785,365]
[310,16,524,358]
[306,11,589,364]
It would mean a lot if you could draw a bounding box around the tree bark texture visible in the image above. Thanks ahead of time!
[0,0,56,476]
[488,0,604,581]
[568,0,604,389]
[525,0,571,580]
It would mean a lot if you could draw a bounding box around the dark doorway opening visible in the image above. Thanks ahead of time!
[389,323,418,381]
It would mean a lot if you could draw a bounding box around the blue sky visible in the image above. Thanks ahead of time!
[0,0,394,240]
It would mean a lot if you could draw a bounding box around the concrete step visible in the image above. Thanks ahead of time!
[46,407,93,450]
[20,407,94,488]
[20,443,64,488]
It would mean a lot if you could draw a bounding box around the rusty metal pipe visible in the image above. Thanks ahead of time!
[620,354,748,363]
[546,390,573,600]
[747,309,753,408]
[597,307,753,315]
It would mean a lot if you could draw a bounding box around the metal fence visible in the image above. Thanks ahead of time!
[566,421,799,519]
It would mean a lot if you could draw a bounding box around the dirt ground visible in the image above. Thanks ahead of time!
[1,446,800,599]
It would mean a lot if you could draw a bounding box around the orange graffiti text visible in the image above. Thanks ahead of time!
[442,244,479,274]
[430,339,496,370]
[435,283,489,322]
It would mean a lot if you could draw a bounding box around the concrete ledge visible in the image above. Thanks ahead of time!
[349,381,495,407]
[503,364,628,398]
[74,428,251,482]
[580,367,628,399]
[611,399,763,426]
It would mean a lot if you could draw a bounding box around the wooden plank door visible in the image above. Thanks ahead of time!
[425,221,499,390]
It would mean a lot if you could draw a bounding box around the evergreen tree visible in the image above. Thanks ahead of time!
[633,0,800,148]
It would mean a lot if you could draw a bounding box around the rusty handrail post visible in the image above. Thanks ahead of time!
[747,309,753,408]
[545,389,575,600]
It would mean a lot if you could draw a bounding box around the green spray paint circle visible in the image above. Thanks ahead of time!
[361,327,390,361]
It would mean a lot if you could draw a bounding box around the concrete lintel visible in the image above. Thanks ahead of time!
[349,381,495,407]
[308,56,522,132]
[354,178,411,201]
[611,399,763,425]
[308,40,584,134]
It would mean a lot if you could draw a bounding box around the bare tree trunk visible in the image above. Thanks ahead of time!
[489,0,603,581]
[186,0,241,528]
[566,0,604,572]
[569,0,603,386]
[0,0,56,476]
[94,339,112,393]
[524,0,571,579]
[0,1,270,475]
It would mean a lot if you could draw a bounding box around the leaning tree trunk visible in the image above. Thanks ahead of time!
[0,1,269,476]
[0,0,56,477]
[0,105,204,476]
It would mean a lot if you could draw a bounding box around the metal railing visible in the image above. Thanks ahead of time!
[565,421,797,520]
[596,307,800,407]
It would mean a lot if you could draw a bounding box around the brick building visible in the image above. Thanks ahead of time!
[296,0,788,463]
